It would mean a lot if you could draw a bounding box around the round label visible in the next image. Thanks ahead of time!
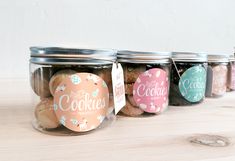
[53,73,109,132]
[212,65,228,95]
[179,66,206,102]
[133,68,169,113]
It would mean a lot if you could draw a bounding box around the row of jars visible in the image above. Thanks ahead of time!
[29,47,235,135]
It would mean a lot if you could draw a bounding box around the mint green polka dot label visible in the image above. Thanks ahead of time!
[179,66,206,102]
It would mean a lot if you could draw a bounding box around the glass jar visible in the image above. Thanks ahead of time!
[206,54,229,97]
[169,52,207,106]
[227,55,235,91]
[30,47,116,135]
[117,50,171,117]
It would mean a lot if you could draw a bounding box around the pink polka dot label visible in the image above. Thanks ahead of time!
[133,68,169,113]
[53,73,109,132]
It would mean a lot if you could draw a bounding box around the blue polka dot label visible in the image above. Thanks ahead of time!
[179,66,206,102]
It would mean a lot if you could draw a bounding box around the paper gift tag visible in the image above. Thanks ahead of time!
[112,63,126,114]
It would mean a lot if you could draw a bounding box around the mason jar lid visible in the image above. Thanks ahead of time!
[229,55,235,62]
[207,54,229,63]
[172,52,207,62]
[117,50,171,64]
[30,47,116,65]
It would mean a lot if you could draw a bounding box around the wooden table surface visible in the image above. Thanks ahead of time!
[1,79,235,161]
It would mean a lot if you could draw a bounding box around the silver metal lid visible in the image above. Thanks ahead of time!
[30,47,116,65]
[229,55,235,61]
[207,54,229,63]
[172,52,207,62]
[117,50,171,63]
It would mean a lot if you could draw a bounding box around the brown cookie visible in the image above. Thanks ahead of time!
[120,99,144,117]
[94,68,113,93]
[123,66,146,83]
[35,98,60,129]
[106,97,114,116]
[31,67,52,98]
[127,95,137,106]
[109,97,114,108]
[125,83,134,95]
[49,69,76,96]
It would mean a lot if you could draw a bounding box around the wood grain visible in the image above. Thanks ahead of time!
[0,79,235,161]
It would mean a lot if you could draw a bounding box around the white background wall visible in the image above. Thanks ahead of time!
[1,0,235,78]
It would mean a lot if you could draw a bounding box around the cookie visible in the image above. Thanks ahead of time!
[31,67,52,98]
[106,97,114,116]
[35,98,60,129]
[127,95,137,106]
[125,83,134,95]
[49,69,76,96]
[120,99,144,117]
[123,66,146,83]
[94,68,113,93]
[109,97,114,108]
